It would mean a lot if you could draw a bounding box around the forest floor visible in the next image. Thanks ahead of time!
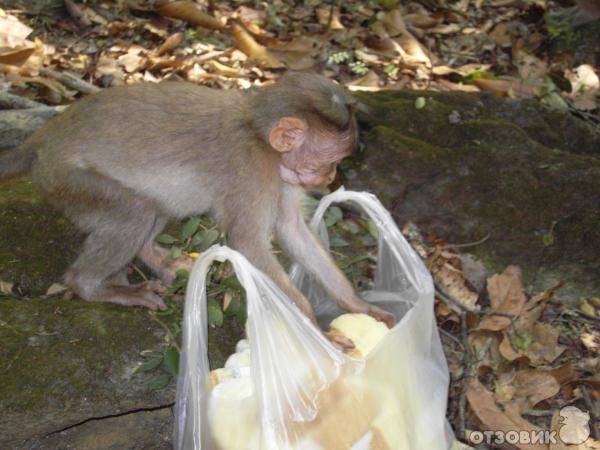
[0,0,599,448]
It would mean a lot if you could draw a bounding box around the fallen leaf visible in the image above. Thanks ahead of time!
[0,13,33,47]
[497,369,560,407]
[514,50,547,81]
[156,32,184,56]
[230,21,283,68]
[0,46,35,66]
[158,1,226,30]
[0,280,13,295]
[316,6,344,30]
[527,323,566,365]
[478,266,526,331]
[404,13,441,29]
[581,332,599,353]
[472,78,539,98]
[209,60,242,78]
[466,378,548,450]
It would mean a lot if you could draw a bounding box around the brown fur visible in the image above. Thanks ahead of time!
[2,73,393,331]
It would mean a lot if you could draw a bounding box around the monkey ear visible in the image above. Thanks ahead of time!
[269,117,307,152]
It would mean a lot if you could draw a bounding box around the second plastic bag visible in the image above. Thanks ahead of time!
[175,188,454,450]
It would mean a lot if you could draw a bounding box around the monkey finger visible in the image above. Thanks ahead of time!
[366,305,395,329]
[325,332,355,352]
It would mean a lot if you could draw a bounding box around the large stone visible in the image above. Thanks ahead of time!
[348,90,599,299]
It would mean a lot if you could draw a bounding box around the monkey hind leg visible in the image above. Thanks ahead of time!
[65,202,167,310]
[135,216,194,286]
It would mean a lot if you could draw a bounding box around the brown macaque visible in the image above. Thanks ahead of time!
[0,72,393,343]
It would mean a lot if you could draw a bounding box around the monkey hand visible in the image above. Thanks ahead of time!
[325,332,356,352]
[363,304,395,329]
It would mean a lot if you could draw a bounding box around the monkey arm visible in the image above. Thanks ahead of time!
[227,218,318,323]
[276,186,394,328]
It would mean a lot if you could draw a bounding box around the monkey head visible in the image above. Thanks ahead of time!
[257,73,359,189]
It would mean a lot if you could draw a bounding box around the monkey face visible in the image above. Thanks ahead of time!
[271,116,357,188]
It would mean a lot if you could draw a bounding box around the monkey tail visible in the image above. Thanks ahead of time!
[0,146,36,181]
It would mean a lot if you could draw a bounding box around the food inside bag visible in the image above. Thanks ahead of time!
[175,188,455,450]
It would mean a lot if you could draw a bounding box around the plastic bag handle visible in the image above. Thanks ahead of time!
[294,187,433,295]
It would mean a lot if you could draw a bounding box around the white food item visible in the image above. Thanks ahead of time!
[236,339,250,353]
[329,313,390,358]
[225,348,251,369]
[208,377,260,450]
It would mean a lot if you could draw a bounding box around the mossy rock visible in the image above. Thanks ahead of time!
[350,90,599,299]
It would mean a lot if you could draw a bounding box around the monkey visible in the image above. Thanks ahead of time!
[0,72,394,343]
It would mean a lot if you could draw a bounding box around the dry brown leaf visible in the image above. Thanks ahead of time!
[0,46,35,66]
[528,323,566,365]
[22,76,77,104]
[404,13,441,29]
[432,63,491,76]
[209,60,242,78]
[316,6,344,30]
[430,23,462,34]
[345,70,382,91]
[429,246,479,312]
[118,50,146,73]
[489,23,513,46]
[373,9,431,66]
[472,78,538,98]
[158,1,226,30]
[0,13,32,47]
[0,279,13,295]
[230,21,283,69]
[497,369,560,407]
[478,266,525,331]
[581,332,599,353]
[466,378,548,450]
[156,32,184,56]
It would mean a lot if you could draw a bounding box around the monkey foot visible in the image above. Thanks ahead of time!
[159,255,194,286]
[96,281,167,310]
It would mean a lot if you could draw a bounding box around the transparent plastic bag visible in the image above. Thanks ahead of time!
[175,188,455,450]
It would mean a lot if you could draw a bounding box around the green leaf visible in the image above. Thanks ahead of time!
[149,373,171,390]
[325,206,343,227]
[513,332,532,350]
[415,97,426,109]
[171,246,183,259]
[208,298,224,327]
[235,302,247,325]
[140,350,163,358]
[199,229,220,251]
[157,234,177,245]
[330,237,350,248]
[181,217,201,240]
[365,219,380,239]
[222,277,244,292]
[164,346,180,377]
[191,233,204,246]
[135,357,163,373]
[223,293,241,316]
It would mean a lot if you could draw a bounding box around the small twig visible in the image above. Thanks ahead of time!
[148,311,181,353]
[63,0,92,27]
[446,234,490,249]
[0,91,46,109]
[40,67,100,95]
[131,264,149,281]
[439,328,464,349]
[325,1,336,31]
[522,409,555,417]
